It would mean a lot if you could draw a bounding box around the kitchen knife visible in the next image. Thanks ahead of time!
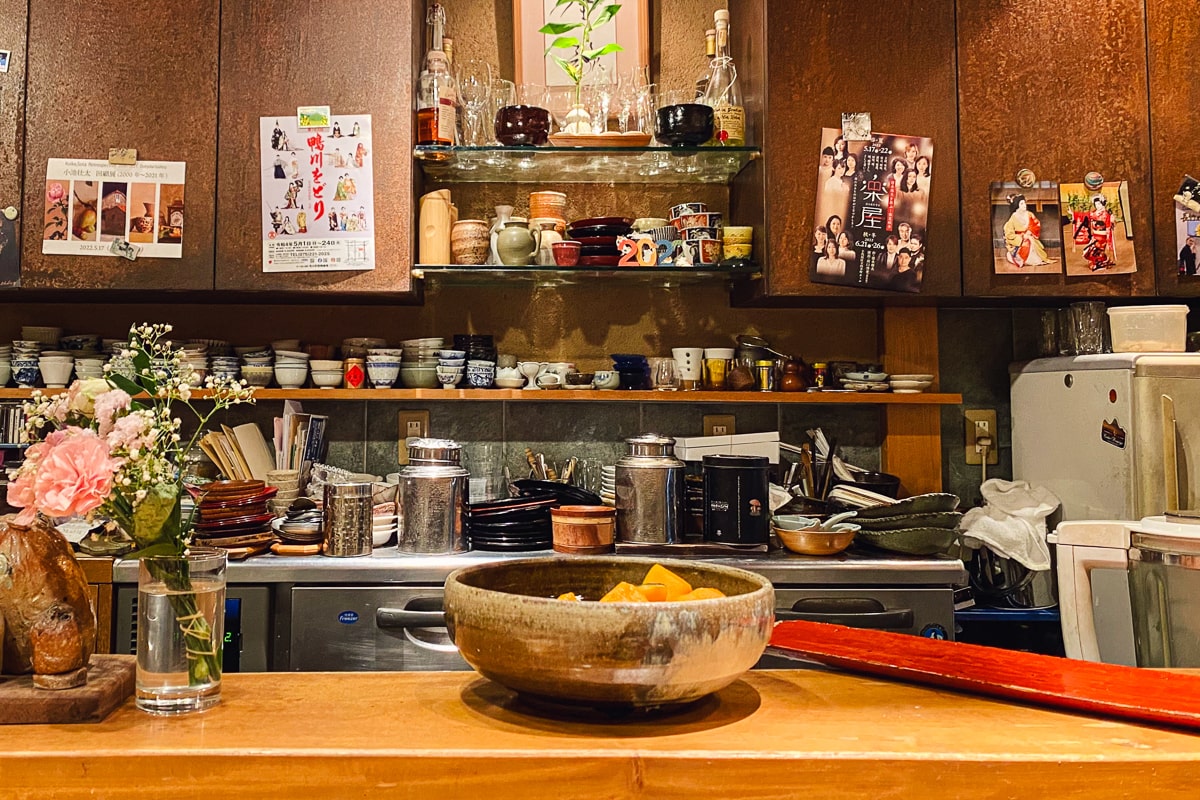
[768,620,1200,731]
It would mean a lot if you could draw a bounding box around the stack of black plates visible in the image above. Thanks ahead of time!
[454,334,496,364]
[567,217,633,267]
[465,491,556,552]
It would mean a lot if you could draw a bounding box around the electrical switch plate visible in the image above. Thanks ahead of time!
[964,409,999,466]
[397,411,430,465]
[703,414,736,437]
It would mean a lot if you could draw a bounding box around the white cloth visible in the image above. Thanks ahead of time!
[960,479,1060,571]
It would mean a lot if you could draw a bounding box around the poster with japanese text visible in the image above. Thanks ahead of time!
[810,128,933,293]
[259,115,375,273]
[42,158,186,258]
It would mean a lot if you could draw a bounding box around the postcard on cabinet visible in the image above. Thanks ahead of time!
[810,127,933,293]
[297,105,331,129]
[260,115,375,273]
[0,50,9,74]
[1175,206,1200,278]
[41,159,185,258]
[989,181,1063,275]
[1058,181,1137,276]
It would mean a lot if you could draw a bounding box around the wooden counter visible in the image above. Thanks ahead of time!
[3,670,1198,799]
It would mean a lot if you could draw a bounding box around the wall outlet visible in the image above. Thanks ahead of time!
[397,411,430,464]
[703,414,736,437]
[964,409,999,466]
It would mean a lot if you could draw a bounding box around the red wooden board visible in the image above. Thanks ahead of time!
[768,620,1200,732]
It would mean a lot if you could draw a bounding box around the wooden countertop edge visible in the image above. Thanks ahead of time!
[3,671,1199,799]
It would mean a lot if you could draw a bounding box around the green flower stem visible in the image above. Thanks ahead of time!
[145,556,222,687]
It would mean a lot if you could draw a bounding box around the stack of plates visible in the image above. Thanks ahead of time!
[373,503,397,547]
[271,507,323,545]
[465,492,556,552]
[188,480,278,557]
[399,338,444,367]
[889,373,934,394]
[567,217,633,267]
[600,465,616,506]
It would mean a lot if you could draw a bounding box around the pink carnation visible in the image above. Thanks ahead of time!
[94,388,132,437]
[22,428,118,519]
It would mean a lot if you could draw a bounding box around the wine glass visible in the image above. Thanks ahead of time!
[456,59,493,147]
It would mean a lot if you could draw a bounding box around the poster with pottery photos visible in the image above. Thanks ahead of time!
[811,127,932,293]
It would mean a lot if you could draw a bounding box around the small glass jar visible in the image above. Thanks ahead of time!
[812,362,828,389]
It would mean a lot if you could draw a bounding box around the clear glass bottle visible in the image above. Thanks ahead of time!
[701,9,746,146]
[417,50,458,146]
[694,29,716,100]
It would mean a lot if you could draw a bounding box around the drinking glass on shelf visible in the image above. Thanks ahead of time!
[489,78,516,144]
[457,59,493,147]
[653,357,678,391]
[615,65,650,133]
[583,63,615,134]
[1070,301,1107,355]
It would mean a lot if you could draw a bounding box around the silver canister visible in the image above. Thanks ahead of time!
[323,481,374,557]
[397,438,469,555]
[615,433,685,544]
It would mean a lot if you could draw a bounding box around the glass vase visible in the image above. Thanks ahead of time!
[135,547,227,715]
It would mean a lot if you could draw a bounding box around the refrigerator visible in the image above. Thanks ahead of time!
[1011,354,1200,522]
[1012,354,1200,665]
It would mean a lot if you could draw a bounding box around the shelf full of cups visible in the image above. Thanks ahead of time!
[415,189,758,284]
[3,327,120,391]
[414,58,759,185]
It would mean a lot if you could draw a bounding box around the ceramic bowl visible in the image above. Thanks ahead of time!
[310,359,344,372]
[274,365,309,389]
[654,103,715,147]
[311,370,343,389]
[592,370,620,390]
[723,243,753,260]
[240,366,274,387]
[564,372,595,388]
[366,362,400,388]
[400,366,439,389]
[444,556,774,708]
[774,523,860,556]
[493,376,526,389]
[0,363,11,387]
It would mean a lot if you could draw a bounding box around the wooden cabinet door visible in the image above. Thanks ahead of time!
[0,0,26,289]
[19,0,218,290]
[1147,1,1200,297]
[215,1,418,294]
[755,0,961,298]
[957,0,1155,297]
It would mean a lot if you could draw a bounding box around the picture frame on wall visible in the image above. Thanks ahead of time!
[513,0,649,87]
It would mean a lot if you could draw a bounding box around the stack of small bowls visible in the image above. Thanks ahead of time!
[466,359,496,388]
[437,349,466,389]
[11,342,40,388]
[196,339,239,384]
[37,351,74,388]
[722,226,753,262]
[106,340,136,381]
[600,465,616,506]
[265,469,301,517]
[366,348,403,388]
[74,353,106,380]
[273,349,310,389]
[399,338,442,388]
[60,333,102,359]
[670,202,723,266]
[238,347,274,388]
[0,344,11,386]
[310,359,344,388]
[342,336,388,361]
[610,353,650,390]
[179,343,209,387]
[21,326,62,350]
[529,190,568,250]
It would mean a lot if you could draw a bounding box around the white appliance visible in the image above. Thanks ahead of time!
[1012,354,1200,664]
[1052,516,1200,668]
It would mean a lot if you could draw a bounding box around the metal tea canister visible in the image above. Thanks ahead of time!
[397,438,469,554]
[615,433,685,545]
[323,481,374,557]
[344,358,367,389]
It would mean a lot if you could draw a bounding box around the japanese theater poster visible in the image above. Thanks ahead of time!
[811,128,933,293]
[259,115,376,273]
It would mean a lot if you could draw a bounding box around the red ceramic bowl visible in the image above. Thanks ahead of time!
[552,240,582,266]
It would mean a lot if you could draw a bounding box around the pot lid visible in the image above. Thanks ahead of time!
[625,433,676,457]
[702,454,769,469]
[407,437,462,463]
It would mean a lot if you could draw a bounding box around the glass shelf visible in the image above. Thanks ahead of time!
[413,145,760,184]
[412,264,761,288]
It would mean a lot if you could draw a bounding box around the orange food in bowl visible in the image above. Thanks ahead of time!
[577,564,726,603]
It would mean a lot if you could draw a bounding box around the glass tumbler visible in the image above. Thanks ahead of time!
[136,547,227,715]
[1071,301,1107,355]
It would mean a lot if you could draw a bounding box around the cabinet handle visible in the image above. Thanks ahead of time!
[375,608,446,629]
[774,608,914,629]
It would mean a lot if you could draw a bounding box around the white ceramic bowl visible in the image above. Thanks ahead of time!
[400,367,440,389]
[274,365,309,388]
[311,370,343,388]
[241,366,274,387]
[494,376,526,389]
[310,359,343,371]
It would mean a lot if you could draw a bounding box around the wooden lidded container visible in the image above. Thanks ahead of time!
[551,505,616,554]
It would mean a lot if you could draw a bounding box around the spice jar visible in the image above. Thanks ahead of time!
[812,362,828,389]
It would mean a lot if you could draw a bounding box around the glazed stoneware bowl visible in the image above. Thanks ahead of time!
[443,556,774,709]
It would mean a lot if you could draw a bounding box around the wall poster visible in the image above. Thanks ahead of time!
[989,181,1063,275]
[259,114,375,273]
[810,127,933,293]
[41,158,186,258]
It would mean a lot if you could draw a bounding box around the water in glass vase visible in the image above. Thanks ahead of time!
[135,577,225,715]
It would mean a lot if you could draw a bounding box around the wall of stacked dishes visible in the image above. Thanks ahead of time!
[1,328,934,395]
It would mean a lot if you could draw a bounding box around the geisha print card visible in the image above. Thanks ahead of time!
[989,181,1063,275]
[1058,181,1137,276]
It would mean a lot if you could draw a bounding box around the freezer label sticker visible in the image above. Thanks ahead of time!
[1102,418,1127,449]
[338,611,359,625]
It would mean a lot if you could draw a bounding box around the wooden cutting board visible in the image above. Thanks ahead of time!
[0,655,135,724]
[768,620,1200,731]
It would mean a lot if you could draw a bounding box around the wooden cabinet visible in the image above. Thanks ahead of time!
[745,0,961,299]
[214,0,420,294]
[77,557,113,655]
[0,0,26,287]
[957,0,1155,297]
[1146,0,1200,297]
[18,0,219,290]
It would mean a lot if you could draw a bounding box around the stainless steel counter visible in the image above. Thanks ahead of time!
[113,548,967,587]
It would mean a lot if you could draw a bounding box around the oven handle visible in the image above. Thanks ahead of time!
[375,608,460,653]
[774,608,914,629]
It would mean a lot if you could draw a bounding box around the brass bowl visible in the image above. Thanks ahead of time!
[774,523,859,556]
[444,556,774,709]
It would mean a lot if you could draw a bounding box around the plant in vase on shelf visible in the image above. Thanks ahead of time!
[8,323,255,712]
[540,0,623,134]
